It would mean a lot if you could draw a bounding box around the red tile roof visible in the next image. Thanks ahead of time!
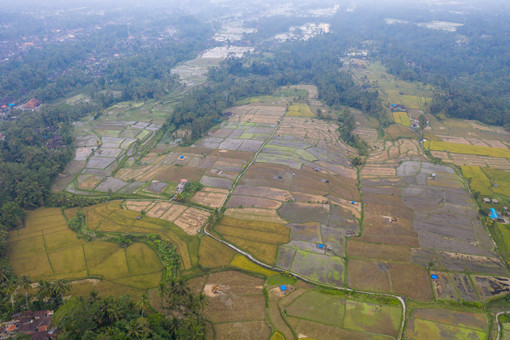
[24,98,42,110]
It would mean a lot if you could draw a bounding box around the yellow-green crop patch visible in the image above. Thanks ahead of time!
[484,168,510,196]
[126,243,164,276]
[400,95,431,110]
[393,111,411,127]
[7,207,167,292]
[230,254,278,277]
[282,290,402,338]
[424,141,510,158]
[286,103,314,117]
[461,166,492,196]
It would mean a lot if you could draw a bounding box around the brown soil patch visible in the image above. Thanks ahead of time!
[389,263,433,301]
[77,174,103,190]
[214,321,271,340]
[326,175,361,201]
[357,234,419,247]
[124,200,153,212]
[347,241,411,262]
[173,208,210,235]
[153,166,205,182]
[362,166,396,177]
[291,192,328,204]
[159,204,187,223]
[347,259,391,292]
[385,124,417,139]
[192,188,229,209]
[186,276,208,296]
[227,195,282,209]
[233,185,292,202]
[240,163,293,190]
[317,161,357,178]
[146,202,174,219]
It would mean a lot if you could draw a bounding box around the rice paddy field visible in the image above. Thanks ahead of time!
[21,75,510,338]
[7,208,164,295]
[393,111,411,126]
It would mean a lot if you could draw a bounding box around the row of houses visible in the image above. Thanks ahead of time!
[0,310,57,339]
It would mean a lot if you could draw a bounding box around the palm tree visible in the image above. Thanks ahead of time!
[0,259,10,283]
[18,275,32,311]
[107,303,123,323]
[52,279,70,302]
[37,280,53,303]
[136,294,151,317]
[89,289,99,303]
[159,282,169,317]
[3,280,18,311]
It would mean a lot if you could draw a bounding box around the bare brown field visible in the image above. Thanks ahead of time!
[159,204,187,223]
[233,185,292,201]
[385,124,417,139]
[153,165,205,182]
[225,208,287,223]
[227,195,282,209]
[77,174,103,190]
[124,200,154,212]
[203,271,266,323]
[191,187,229,209]
[361,166,396,177]
[347,241,411,262]
[390,263,433,301]
[146,202,174,218]
[174,208,210,235]
[347,259,392,292]
[358,234,419,247]
[291,192,328,204]
[431,272,459,301]
[214,321,271,340]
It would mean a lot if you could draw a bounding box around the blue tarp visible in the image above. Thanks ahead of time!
[490,208,499,219]
[431,274,438,279]
[280,285,287,291]
[317,244,324,249]
[351,201,355,204]
[9,103,14,107]
[179,155,184,159]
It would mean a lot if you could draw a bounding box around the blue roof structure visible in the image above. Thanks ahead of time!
[317,244,324,249]
[490,208,499,219]
[351,201,355,204]
[431,274,438,279]
[9,103,14,107]
[280,285,287,291]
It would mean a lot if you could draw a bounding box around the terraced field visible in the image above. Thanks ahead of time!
[7,208,164,296]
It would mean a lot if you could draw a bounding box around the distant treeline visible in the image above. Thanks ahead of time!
[169,34,386,144]
[0,15,212,103]
[324,5,510,127]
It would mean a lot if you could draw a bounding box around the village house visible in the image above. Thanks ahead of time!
[483,198,491,204]
[176,179,188,194]
[20,98,42,111]
[0,310,55,339]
